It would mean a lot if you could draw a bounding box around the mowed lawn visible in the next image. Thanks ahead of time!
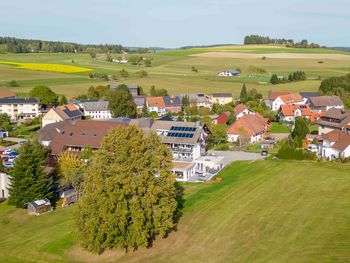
[0,46,350,97]
[1,160,350,263]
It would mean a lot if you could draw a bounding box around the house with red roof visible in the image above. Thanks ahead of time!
[226,113,270,144]
[278,104,311,123]
[233,103,254,119]
[271,93,304,111]
[146,96,166,116]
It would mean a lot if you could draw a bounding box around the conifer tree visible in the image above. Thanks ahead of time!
[270,74,279,85]
[239,83,248,103]
[74,126,177,253]
[59,95,68,105]
[8,140,53,208]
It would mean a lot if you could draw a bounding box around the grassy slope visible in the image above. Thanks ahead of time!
[1,160,350,263]
[0,45,349,97]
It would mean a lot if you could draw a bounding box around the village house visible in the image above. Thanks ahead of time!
[270,93,304,111]
[299,92,320,103]
[0,172,10,200]
[267,91,291,108]
[27,199,52,215]
[80,100,112,119]
[146,96,166,116]
[306,96,344,113]
[226,113,270,144]
[38,120,68,146]
[0,98,39,121]
[133,96,146,112]
[218,69,240,77]
[42,104,83,127]
[318,130,350,160]
[207,93,233,105]
[234,103,254,119]
[49,120,127,156]
[315,108,350,135]
[278,104,311,123]
[213,112,230,125]
[163,96,182,113]
[177,93,212,109]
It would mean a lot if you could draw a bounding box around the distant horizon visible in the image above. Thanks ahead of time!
[0,0,349,48]
[2,35,350,50]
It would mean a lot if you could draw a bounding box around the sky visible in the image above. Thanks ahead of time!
[0,0,349,48]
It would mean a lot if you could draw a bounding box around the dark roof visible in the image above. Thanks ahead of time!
[212,93,232,98]
[299,92,320,98]
[133,96,146,107]
[315,108,350,129]
[0,98,38,104]
[158,116,176,121]
[50,120,127,155]
[307,96,343,107]
[163,96,182,107]
[37,120,70,142]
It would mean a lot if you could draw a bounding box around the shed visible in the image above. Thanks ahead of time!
[27,198,52,215]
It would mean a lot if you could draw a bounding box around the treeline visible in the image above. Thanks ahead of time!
[319,73,350,108]
[243,35,321,48]
[0,36,126,53]
[270,71,307,84]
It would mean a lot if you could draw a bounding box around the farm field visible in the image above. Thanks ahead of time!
[1,159,350,263]
[0,45,349,97]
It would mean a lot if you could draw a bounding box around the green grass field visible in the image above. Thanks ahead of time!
[0,45,349,98]
[1,159,350,263]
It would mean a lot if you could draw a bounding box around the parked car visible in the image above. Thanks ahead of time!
[8,151,19,157]
[19,141,27,145]
[261,150,268,156]
[4,149,12,155]
[2,162,14,168]
[0,150,4,156]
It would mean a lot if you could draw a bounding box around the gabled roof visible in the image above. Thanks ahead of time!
[280,104,311,117]
[82,101,109,111]
[163,96,181,107]
[315,108,350,129]
[307,96,343,107]
[133,96,146,107]
[278,93,303,104]
[269,91,290,101]
[55,104,83,119]
[0,98,38,104]
[147,97,165,107]
[50,120,127,155]
[226,114,268,136]
[299,92,320,98]
[216,112,230,124]
[211,93,232,98]
[322,130,350,151]
[37,120,71,142]
[0,89,16,99]
[233,103,248,116]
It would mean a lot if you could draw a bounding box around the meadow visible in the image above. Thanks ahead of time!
[0,45,349,98]
[1,159,350,263]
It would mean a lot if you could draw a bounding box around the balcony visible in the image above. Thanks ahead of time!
[171,147,193,153]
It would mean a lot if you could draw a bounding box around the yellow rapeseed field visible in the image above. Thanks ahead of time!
[0,61,93,73]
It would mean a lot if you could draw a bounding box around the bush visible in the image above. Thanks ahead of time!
[277,140,316,160]
[7,80,20,87]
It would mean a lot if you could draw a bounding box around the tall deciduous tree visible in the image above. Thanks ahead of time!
[73,126,177,253]
[29,85,58,105]
[107,84,137,117]
[8,140,53,208]
[58,151,86,198]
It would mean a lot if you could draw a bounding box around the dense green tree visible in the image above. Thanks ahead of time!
[270,74,279,85]
[144,58,152,67]
[288,73,294,82]
[0,113,11,131]
[239,84,248,103]
[58,151,86,198]
[59,95,68,105]
[8,140,54,208]
[226,114,236,125]
[120,69,129,77]
[107,84,137,117]
[73,126,177,253]
[292,117,310,143]
[87,86,99,99]
[149,85,168,96]
[181,95,190,107]
[141,99,148,116]
[136,70,148,78]
[29,85,58,105]
[207,124,227,147]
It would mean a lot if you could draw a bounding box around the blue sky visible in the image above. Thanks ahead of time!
[0,0,349,47]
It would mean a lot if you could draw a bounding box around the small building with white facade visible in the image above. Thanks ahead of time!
[0,98,39,121]
[218,69,240,77]
[81,101,112,119]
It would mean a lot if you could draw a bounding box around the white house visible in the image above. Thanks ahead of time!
[0,98,39,121]
[218,69,240,77]
[318,130,350,160]
[0,172,10,199]
[146,97,166,116]
[233,103,254,119]
[81,101,112,119]
[271,93,304,111]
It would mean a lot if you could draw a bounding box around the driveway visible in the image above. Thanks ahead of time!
[0,137,27,151]
[270,133,289,141]
[209,150,266,166]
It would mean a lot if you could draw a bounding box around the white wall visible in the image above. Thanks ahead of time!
[0,173,10,199]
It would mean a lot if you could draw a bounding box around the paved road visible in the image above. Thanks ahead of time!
[0,137,27,151]
[209,150,266,166]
